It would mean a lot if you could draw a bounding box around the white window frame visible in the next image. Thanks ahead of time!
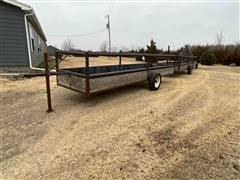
[29,24,35,52]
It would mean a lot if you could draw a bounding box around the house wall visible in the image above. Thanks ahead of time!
[47,46,58,56]
[27,21,46,67]
[0,2,29,66]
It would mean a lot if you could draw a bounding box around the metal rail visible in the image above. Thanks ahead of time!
[56,50,183,58]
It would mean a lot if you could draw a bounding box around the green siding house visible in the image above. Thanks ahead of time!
[0,0,47,68]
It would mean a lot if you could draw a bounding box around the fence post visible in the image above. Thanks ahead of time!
[178,55,181,73]
[119,50,122,70]
[85,52,90,97]
[167,45,170,64]
[44,53,53,112]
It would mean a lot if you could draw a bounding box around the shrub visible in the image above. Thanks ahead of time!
[212,46,225,64]
[222,45,235,65]
[200,49,217,65]
[234,44,240,66]
[192,45,208,62]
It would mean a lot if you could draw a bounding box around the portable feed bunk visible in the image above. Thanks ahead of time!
[25,51,197,112]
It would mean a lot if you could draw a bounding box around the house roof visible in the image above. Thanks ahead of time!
[48,45,59,50]
[2,0,47,42]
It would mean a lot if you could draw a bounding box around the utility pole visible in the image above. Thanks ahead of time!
[106,14,111,52]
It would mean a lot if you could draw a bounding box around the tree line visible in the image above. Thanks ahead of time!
[59,32,240,66]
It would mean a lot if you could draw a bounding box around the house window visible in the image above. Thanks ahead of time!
[38,35,42,52]
[38,35,41,45]
[29,25,35,52]
[31,39,35,52]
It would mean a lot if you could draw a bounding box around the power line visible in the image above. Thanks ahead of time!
[48,28,107,37]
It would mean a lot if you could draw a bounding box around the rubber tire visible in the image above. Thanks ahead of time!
[148,73,161,90]
[188,66,192,74]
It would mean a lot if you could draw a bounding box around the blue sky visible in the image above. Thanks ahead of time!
[22,0,239,51]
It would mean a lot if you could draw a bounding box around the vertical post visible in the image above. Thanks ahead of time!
[147,55,150,77]
[167,45,170,64]
[106,14,111,52]
[178,55,181,73]
[55,51,59,85]
[85,52,90,97]
[44,53,53,112]
[119,50,122,70]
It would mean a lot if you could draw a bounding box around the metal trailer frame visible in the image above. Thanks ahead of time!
[25,51,197,112]
[55,50,195,95]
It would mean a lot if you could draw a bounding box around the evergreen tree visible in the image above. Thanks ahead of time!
[146,39,158,63]
[180,45,193,56]
[146,39,158,54]
[200,49,217,65]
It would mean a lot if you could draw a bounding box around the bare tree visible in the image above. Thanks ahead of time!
[111,46,119,52]
[99,41,108,52]
[216,31,224,47]
[61,38,74,51]
[120,46,129,52]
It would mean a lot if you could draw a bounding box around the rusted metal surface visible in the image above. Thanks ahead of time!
[56,50,183,59]
[44,53,53,112]
[85,53,90,96]
[23,71,70,78]
[58,70,87,78]
[55,51,59,85]
[119,56,122,67]
[48,55,68,72]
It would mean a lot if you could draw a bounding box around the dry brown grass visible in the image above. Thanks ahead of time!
[1,65,240,179]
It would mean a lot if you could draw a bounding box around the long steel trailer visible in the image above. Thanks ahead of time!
[24,51,197,112]
[55,51,197,96]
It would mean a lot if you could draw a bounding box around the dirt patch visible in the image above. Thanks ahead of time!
[149,127,198,156]
[1,65,240,179]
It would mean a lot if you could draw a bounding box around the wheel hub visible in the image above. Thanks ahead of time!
[154,76,160,88]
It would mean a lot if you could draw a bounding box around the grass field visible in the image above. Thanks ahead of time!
[1,64,240,179]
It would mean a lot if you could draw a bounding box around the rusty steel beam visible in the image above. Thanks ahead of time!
[44,53,53,112]
[85,52,90,97]
[23,71,70,78]
[88,64,174,79]
[56,50,185,58]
